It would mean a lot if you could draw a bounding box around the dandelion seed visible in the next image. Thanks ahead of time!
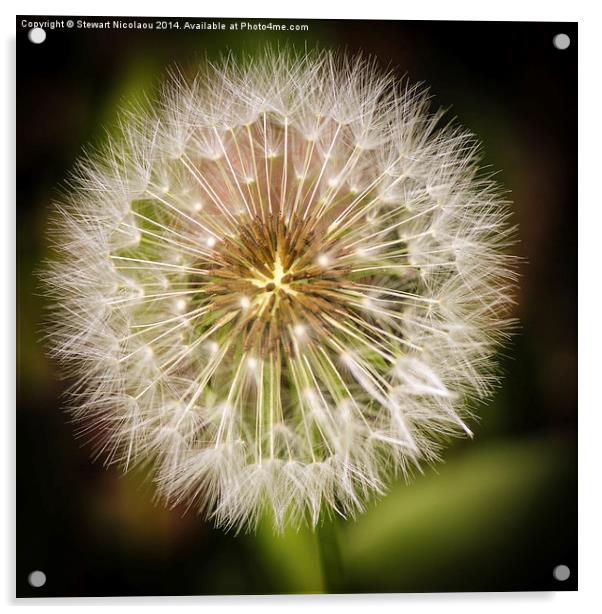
[44,49,517,532]
[293,324,306,338]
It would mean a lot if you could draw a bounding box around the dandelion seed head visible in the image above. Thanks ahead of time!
[44,48,517,532]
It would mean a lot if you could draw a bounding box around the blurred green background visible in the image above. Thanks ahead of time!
[16,17,577,596]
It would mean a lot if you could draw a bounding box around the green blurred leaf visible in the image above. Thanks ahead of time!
[338,434,574,591]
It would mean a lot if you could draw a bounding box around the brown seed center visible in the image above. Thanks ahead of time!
[197,213,353,358]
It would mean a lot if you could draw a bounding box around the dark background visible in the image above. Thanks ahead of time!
[16,17,577,596]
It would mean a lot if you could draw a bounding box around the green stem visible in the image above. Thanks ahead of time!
[316,520,344,593]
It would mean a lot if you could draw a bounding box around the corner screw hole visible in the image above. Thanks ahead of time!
[553,33,570,50]
[553,564,570,581]
[28,570,46,588]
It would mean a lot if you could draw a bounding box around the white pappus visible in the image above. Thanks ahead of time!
[44,48,517,532]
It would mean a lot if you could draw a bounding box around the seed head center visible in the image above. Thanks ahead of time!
[197,214,351,357]
[263,254,293,293]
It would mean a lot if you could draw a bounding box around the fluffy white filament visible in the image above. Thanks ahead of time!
[44,49,516,532]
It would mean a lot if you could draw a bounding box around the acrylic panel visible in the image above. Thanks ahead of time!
[16,16,577,596]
